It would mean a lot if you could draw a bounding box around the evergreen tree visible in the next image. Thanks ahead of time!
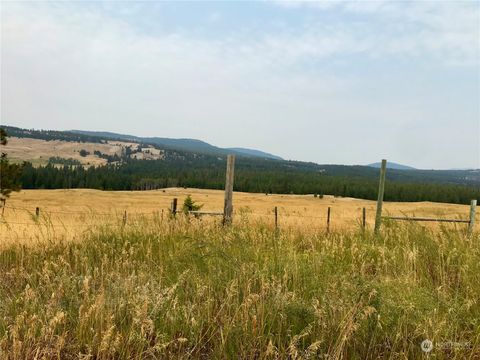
[0,128,24,202]
[182,195,203,214]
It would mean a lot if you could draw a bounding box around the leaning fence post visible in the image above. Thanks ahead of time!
[468,199,477,235]
[223,154,235,225]
[374,159,387,234]
[327,207,331,233]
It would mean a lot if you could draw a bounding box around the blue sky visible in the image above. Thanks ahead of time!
[1,1,479,169]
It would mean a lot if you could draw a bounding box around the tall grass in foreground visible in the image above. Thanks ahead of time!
[0,216,479,359]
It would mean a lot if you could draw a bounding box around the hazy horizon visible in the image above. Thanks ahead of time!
[1,1,479,170]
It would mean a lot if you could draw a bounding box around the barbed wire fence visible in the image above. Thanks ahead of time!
[0,203,359,229]
[1,194,474,228]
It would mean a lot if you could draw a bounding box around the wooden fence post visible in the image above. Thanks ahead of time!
[223,154,235,225]
[274,206,278,231]
[123,210,127,226]
[362,207,366,230]
[35,207,40,218]
[327,207,331,233]
[171,198,178,217]
[468,199,477,235]
[374,159,387,234]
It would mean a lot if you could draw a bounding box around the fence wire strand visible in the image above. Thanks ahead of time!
[1,204,471,231]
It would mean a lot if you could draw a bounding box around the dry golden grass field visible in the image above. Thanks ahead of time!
[2,189,479,358]
[1,188,475,246]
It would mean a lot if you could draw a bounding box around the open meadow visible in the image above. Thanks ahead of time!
[1,189,479,358]
[0,188,476,245]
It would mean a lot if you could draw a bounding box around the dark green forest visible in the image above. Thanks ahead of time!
[20,158,480,205]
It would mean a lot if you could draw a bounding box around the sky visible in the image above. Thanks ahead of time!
[1,1,479,169]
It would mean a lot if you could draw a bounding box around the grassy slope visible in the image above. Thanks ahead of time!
[0,218,479,359]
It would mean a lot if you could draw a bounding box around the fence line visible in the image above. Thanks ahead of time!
[1,205,165,216]
[1,205,472,227]
[383,216,470,223]
[1,198,475,235]
[0,219,199,229]
[372,159,477,235]
[0,220,165,228]
[0,221,118,227]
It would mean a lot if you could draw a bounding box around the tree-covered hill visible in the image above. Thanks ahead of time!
[2,125,109,144]
[3,125,480,204]
[71,129,284,159]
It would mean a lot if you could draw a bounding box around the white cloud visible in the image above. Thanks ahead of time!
[273,0,480,65]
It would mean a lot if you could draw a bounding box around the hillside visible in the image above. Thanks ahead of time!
[2,125,283,160]
[70,129,283,160]
[2,125,480,204]
[226,147,282,160]
[1,137,164,166]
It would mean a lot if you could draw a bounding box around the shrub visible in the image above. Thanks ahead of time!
[182,195,203,214]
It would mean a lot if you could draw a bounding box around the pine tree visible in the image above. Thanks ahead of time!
[182,195,203,214]
[0,128,24,203]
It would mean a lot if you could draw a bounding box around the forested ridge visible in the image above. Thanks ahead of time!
[21,157,480,204]
[4,125,479,204]
[2,125,110,144]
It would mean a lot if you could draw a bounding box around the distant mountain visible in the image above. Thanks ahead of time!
[449,167,478,171]
[367,162,416,170]
[71,130,282,160]
[226,147,282,160]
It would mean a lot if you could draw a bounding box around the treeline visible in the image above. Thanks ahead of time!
[20,160,480,204]
[2,125,107,144]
